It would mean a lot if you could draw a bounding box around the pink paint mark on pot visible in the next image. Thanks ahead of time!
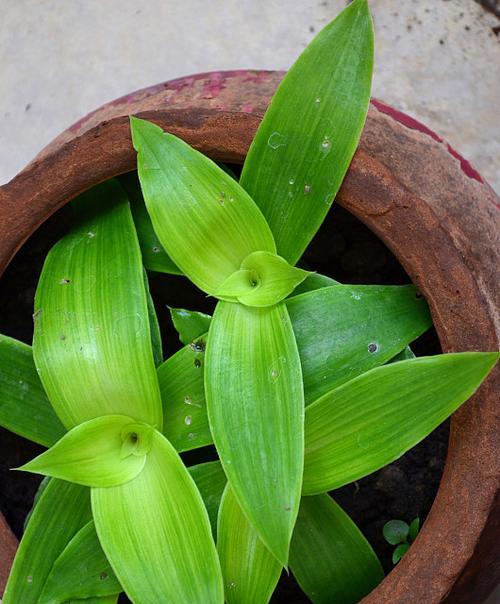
[202,72,226,99]
[242,104,254,113]
[445,144,484,183]
[371,98,483,184]
[371,98,443,143]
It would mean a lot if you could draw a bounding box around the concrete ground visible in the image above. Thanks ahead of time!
[1,0,499,192]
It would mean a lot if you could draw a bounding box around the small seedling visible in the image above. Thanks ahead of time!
[383,517,421,564]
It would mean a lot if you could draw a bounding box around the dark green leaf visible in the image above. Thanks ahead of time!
[303,353,499,494]
[392,543,410,564]
[23,476,51,531]
[189,461,228,537]
[119,171,181,274]
[292,272,338,296]
[3,479,92,604]
[144,270,163,367]
[290,494,383,604]
[0,335,65,447]
[409,517,420,542]
[383,519,409,545]
[240,0,373,263]
[39,521,121,603]
[169,307,212,346]
[288,284,432,403]
[158,335,211,452]
[389,346,415,363]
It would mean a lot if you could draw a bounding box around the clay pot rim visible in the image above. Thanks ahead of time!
[0,70,498,604]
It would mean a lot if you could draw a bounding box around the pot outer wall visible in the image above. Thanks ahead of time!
[0,71,498,603]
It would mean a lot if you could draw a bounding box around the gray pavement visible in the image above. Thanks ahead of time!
[1,0,499,191]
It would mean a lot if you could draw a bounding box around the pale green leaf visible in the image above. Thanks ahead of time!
[205,301,304,565]
[39,521,121,604]
[240,0,374,263]
[3,479,92,604]
[92,430,223,604]
[303,352,499,494]
[0,334,65,447]
[38,461,226,604]
[290,494,383,604]
[288,284,431,403]
[189,461,227,537]
[18,415,151,488]
[216,251,310,307]
[119,171,181,274]
[217,485,282,604]
[131,117,276,296]
[169,307,212,346]
[33,179,162,429]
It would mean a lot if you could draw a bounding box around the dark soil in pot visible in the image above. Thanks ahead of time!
[0,168,445,603]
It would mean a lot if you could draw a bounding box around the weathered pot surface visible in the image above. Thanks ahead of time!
[0,71,498,603]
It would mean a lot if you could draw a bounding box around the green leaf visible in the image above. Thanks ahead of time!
[392,543,410,564]
[383,520,409,545]
[158,334,212,452]
[131,117,276,296]
[18,415,152,487]
[288,284,432,403]
[169,307,212,346]
[23,476,51,531]
[303,352,499,494]
[240,0,374,264]
[217,485,282,604]
[205,301,304,565]
[39,521,121,604]
[216,251,310,307]
[38,461,226,604]
[119,171,181,274]
[409,517,420,542]
[144,269,163,367]
[389,345,415,362]
[159,283,431,452]
[0,334,65,447]
[92,430,223,604]
[290,494,384,604]
[3,479,92,604]
[189,461,228,537]
[292,272,339,296]
[33,179,163,429]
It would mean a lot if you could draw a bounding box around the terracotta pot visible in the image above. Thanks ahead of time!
[0,71,498,603]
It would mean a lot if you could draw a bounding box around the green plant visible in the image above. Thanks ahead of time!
[0,1,497,603]
[383,518,421,564]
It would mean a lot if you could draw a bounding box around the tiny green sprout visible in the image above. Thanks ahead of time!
[383,517,421,564]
